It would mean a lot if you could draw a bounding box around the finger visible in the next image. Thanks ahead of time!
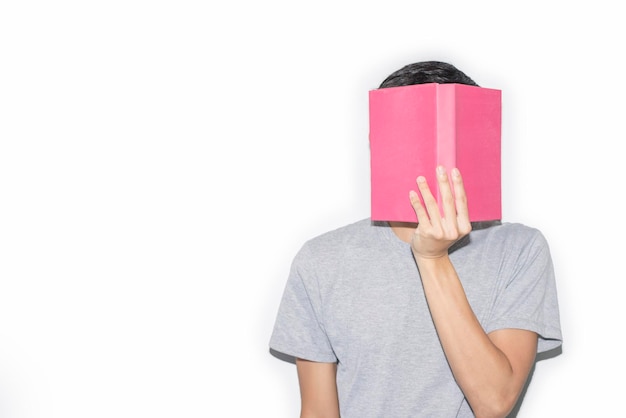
[416,175,441,224]
[451,168,471,233]
[409,189,430,225]
[437,165,456,222]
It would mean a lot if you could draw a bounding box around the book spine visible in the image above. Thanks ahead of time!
[436,84,457,209]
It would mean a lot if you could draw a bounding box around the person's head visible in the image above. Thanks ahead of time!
[379,61,478,89]
[376,60,500,229]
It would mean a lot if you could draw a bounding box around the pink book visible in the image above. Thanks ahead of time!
[369,83,501,223]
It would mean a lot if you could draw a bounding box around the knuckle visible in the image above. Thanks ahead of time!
[431,228,445,240]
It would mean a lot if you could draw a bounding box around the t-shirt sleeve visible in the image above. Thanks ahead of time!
[269,245,337,364]
[485,229,563,354]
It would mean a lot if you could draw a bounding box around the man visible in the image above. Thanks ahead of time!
[269,61,562,417]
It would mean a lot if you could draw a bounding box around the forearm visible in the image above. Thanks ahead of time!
[416,255,518,418]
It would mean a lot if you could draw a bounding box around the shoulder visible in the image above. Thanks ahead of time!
[470,222,554,277]
[474,221,549,249]
[291,218,377,270]
[300,218,374,253]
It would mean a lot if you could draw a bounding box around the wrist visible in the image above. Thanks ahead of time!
[412,251,452,270]
[411,248,449,261]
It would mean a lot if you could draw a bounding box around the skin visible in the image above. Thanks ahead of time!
[296,166,538,418]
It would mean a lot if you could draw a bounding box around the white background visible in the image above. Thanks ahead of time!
[0,1,623,417]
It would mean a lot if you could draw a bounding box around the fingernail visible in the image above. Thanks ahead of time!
[437,165,445,175]
[417,176,426,183]
[452,168,460,177]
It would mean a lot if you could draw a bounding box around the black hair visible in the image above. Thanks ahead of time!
[379,61,478,88]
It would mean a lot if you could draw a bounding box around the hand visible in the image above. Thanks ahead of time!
[409,166,472,260]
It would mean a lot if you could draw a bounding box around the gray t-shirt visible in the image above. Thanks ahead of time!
[269,218,562,417]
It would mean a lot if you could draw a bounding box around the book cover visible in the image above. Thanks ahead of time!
[369,83,502,223]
